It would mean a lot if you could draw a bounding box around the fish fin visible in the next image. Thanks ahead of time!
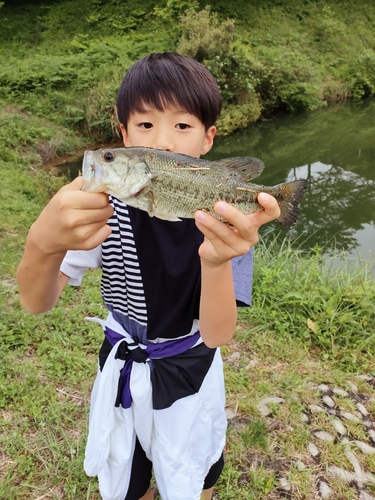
[274,179,308,227]
[153,212,182,222]
[214,157,265,180]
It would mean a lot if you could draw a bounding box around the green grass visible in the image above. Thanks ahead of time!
[1,0,375,497]
[218,320,375,499]
[0,267,105,499]
[243,232,375,370]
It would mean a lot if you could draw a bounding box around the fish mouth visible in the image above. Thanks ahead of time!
[82,151,97,178]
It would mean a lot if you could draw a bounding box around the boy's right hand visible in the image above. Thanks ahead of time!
[17,176,113,314]
[30,176,114,255]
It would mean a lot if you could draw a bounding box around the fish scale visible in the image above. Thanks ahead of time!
[81,147,308,227]
[147,159,256,216]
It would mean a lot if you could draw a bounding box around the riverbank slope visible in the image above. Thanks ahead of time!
[1,0,375,154]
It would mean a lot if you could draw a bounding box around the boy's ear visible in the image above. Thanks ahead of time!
[201,126,216,155]
[119,124,130,147]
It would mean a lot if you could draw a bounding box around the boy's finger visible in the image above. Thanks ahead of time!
[212,194,280,232]
[254,193,281,225]
[57,186,111,210]
[195,210,234,239]
[211,202,258,239]
[73,207,114,225]
[194,219,223,242]
[68,191,113,210]
[59,176,85,191]
[59,176,113,210]
[195,211,253,253]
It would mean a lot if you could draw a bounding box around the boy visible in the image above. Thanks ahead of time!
[17,53,280,500]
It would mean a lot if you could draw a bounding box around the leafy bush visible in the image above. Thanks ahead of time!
[345,49,375,99]
[314,6,347,49]
[205,51,262,134]
[177,7,261,134]
[177,6,234,62]
[216,101,261,136]
[252,49,323,113]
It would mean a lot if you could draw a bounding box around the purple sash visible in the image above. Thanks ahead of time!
[105,327,201,408]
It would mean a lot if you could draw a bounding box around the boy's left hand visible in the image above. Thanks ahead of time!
[194,193,280,266]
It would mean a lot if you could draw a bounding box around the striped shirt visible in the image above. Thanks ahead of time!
[61,196,253,345]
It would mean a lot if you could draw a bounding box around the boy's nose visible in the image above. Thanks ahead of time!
[152,132,174,152]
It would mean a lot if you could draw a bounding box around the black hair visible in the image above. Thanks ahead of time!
[116,52,222,131]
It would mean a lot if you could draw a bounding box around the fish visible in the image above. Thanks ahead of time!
[81,147,308,227]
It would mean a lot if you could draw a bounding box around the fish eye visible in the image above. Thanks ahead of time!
[103,151,115,162]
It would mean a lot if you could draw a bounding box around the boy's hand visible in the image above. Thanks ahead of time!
[194,193,280,266]
[29,176,114,255]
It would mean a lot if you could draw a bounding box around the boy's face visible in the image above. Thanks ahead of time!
[120,105,216,158]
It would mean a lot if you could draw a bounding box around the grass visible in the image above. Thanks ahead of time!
[218,320,375,499]
[243,231,375,370]
[1,1,375,497]
[0,266,104,499]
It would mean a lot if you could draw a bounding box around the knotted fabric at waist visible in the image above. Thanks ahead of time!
[104,326,201,409]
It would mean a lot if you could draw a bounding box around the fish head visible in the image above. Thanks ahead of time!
[81,148,153,198]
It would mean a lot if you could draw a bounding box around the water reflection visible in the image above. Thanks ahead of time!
[286,162,375,256]
[206,99,375,260]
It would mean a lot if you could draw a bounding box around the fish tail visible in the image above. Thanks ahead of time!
[274,179,308,227]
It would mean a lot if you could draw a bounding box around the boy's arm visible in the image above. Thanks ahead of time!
[17,240,70,314]
[16,177,113,314]
[195,193,280,348]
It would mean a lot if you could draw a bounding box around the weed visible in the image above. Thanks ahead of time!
[1,2,375,498]
[240,232,375,369]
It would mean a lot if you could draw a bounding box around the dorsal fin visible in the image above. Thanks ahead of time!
[213,156,265,181]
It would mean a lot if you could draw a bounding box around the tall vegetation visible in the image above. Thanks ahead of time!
[242,234,375,371]
[1,0,375,153]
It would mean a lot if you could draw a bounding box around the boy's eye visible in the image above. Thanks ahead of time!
[139,122,153,129]
[176,123,190,130]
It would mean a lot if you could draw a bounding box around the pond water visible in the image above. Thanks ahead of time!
[56,99,375,262]
[208,99,375,262]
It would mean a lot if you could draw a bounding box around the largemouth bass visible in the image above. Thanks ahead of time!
[81,147,308,227]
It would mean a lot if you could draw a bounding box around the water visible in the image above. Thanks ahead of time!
[207,99,375,262]
[56,99,375,262]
